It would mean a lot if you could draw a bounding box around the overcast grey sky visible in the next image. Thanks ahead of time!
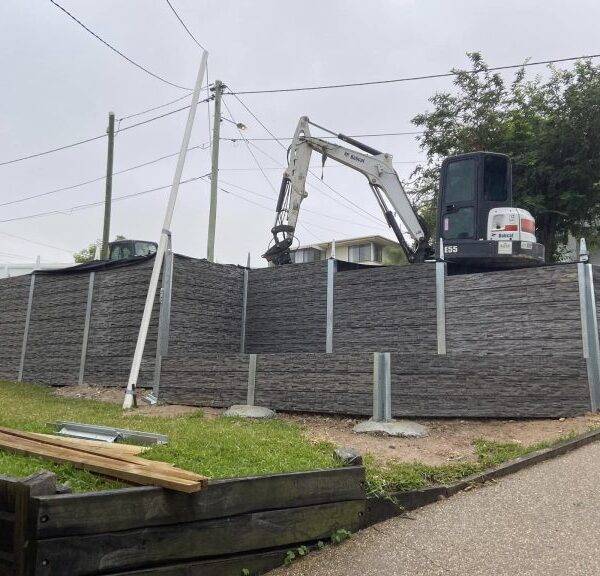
[1,0,598,266]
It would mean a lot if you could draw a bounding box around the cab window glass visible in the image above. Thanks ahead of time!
[443,207,475,239]
[484,156,508,201]
[134,242,157,257]
[445,159,476,204]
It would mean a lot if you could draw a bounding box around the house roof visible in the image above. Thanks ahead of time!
[293,235,398,251]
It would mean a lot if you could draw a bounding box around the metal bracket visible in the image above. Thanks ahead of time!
[55,421,168,446]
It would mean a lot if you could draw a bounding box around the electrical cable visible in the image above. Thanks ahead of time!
[216,162,421,171]
[199,176,350,240]
[230,53,600,95]
[0,134,106,167]
[221,132,424,141]
[164,0,208,51]
[0,176,204,224]
[0,99,210,168]
[118,92,194,122]
[0,231,74,254]
[0,251,36,260]
[0,142,210,208]
[217,177,388,232]
[49,0,191,90]
[117,97,210,133]
[225,90,388,226]
[220,98,279,196]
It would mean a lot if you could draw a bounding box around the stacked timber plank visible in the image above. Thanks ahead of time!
[0,427,207,492]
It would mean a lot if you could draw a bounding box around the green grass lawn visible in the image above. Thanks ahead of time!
[0,381,337,491]
[0,381,580,494]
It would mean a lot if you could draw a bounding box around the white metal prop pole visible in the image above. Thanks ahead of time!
[122,51,208,409]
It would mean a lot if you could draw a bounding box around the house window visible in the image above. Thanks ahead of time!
[291,248,323,263]
[372,244,382,263]
[349,243,373,263]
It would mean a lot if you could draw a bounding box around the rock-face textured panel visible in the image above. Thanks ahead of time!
[0,275,31,381]
[245,262,328,354]
[0,258,595,418]
[334,264,437,354]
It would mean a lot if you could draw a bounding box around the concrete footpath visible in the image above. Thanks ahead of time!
[272,441,600,576]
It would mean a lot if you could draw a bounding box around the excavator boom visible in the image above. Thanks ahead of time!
[263,117,433,265]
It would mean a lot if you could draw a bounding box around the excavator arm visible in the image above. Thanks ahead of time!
[262,116,433,265]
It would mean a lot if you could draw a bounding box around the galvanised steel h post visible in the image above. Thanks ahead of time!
[372,352,391,422]
[577,238,600,411]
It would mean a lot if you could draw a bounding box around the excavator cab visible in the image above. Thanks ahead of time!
[437,152,545,270]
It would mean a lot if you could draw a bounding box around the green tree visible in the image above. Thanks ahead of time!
[73,235,126,263]
[73,242,98,264]
[411,53,600,261]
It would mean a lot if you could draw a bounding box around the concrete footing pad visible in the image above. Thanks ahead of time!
[224,405,276,419]
[353,419,428,438]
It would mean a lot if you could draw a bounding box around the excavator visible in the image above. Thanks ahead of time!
[262,116,545,271]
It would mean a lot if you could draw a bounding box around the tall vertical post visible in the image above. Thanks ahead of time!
[240,252,250,353]
[207,80,223,262]
[326,258,336,353]
[578,238,600,411]
[18,274,36,382]
[101,112,115,260]
[123,51,208,409]
[78,271,95,385]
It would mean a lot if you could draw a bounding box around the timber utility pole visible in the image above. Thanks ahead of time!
[101,111,115,260]
[207,80,223,262]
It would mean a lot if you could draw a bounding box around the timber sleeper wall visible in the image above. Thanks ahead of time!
[0,467,365,576]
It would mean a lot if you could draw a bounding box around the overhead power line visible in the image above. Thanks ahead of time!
[230,53,600,95]
[221,131,424,141]
[49,0,191,90]
[0,176,205,224]
[0,142,210,208]
[118,92,193,122]
[0,231,75,254]
[0,98,210,168]
[221,99,279,196]
[227,90,387,227]
[165,0,207,51]
[0,133,107,167]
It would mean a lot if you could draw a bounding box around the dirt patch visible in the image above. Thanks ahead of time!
[52,386,600,465]
[53,385,207,418]
[283,412,600,466]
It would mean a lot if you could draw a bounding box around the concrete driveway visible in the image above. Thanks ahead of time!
[271,441,600,575]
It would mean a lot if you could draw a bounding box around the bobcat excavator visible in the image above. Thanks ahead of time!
[262,116,545,271]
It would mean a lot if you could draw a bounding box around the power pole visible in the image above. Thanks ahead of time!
[101,111,115,260]
[207,80,223,262]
